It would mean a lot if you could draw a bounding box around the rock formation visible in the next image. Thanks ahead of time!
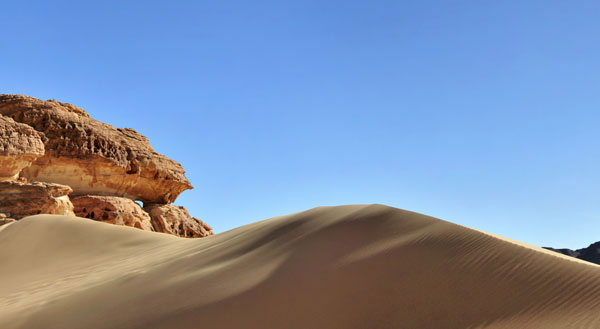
[145,204,213,238]
[72,195,154,231]
[0,180,74,219]
[0,94,213,238]
[0,95,192,204]
[0,218,16,226]
[0,212,16,226]
[544,241,600,265]
[0,114,44,181]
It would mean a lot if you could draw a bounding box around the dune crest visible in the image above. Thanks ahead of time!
[1,204,600,329]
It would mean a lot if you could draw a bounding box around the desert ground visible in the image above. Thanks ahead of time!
[1,204,599,329]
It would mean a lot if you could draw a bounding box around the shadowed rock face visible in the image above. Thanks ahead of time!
[145,204,213,238]
[0,95,192,203]
[0,181,74,219]
[72,195,154,231]
[577,242,600,264]
[0,115,44,181]
[545,242,600,265]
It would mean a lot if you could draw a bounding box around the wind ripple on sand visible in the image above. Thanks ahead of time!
[1,204,599,329]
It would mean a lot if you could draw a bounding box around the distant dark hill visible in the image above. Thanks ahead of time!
[544,241,600,265]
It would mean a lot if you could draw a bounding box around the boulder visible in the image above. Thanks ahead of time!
[0,95,193,203]
[0,213,16,226]
[0,218,16,226]
[144,204,213,238]
[0,114,44,181]
[0,181,74,219]
[72,195,154,231]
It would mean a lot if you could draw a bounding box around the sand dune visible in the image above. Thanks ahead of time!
[1,204,600,329]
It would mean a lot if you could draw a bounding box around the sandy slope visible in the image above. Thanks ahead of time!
[1,204,600,329]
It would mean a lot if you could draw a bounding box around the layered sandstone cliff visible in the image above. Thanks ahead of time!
[0,94,212,237]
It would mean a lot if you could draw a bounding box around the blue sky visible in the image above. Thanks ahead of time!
[2,1,600,248]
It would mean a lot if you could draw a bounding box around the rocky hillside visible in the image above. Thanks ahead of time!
[0,94,211,238]
[544,242,600,265]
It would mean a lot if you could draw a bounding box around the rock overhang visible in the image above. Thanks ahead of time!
[0,94,193,203]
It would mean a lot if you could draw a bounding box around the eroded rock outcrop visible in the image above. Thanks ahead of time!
[0,213,15,226]
[145,204,213,238]
[0,218,16,226]
[72,195,154,231]
[0,181,74,219]
[0,95,192,203]
[0,94,212,238]
[0,114,44,181]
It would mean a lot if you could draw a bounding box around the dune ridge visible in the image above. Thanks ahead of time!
[1,204,600,329]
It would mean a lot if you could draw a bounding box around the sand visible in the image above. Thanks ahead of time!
[1,204,599,329]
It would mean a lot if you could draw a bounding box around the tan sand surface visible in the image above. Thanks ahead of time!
[1,204,600,329]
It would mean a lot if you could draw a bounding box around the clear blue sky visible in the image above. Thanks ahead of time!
[2,1,599,248]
